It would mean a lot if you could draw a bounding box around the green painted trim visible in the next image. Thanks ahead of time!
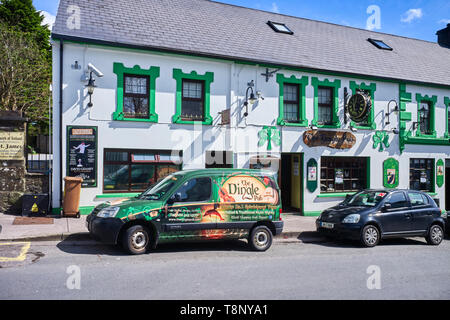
[415,94,438,138]
[349,81,377,130]
[366,157,371,189]
[306,158,318,193]
[276,74,309,126]
[383,158,399,189]
[172,69,214,125]
[304,211,322,217]
[96,193,140,199]
[427,192,438,196]
[317,192,355,198]
[445,97,450,138]
[311,77,341,128]
[51,37,450,91]
[79,206,95,216]
[112,63,160,122]
[402,136,450,146]
[436,159,445,188]
[398,83,412,154]
[52,207,62,215]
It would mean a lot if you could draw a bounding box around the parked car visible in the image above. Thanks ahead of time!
[316,189,445,247]
[87,169,283,254]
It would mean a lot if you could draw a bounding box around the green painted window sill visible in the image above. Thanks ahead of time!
[317,192,355,198]
[277,120,309,127]
[96,193,140,199]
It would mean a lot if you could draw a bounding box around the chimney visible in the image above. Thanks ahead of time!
[437,23,450,48]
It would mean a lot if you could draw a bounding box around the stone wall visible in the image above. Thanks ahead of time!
[0,111,50,215]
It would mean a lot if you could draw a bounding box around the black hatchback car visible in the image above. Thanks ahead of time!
[316,189,445,247]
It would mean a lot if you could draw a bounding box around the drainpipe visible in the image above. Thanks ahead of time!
[59,40,64,210]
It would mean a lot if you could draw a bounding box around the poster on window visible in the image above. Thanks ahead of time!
[335,169,344,184]
[67,126,97,188]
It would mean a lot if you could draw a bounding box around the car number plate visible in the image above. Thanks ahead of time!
[321,222,334,229]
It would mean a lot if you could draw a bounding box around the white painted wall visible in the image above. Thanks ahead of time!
[52,41,450,213]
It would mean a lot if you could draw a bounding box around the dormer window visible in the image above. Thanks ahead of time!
[368,38,393,50]
[268,21,294,35]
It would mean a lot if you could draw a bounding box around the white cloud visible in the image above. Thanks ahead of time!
[401,8,423,23]
[438,19,450,25]
[271,2,280,14]
[40,11,56,30]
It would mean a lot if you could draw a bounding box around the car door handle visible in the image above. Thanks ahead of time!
[404,213,412,219]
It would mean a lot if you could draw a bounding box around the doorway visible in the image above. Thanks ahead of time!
[280,153,303,214]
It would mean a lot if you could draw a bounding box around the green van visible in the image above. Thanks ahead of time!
[86,169,283,254]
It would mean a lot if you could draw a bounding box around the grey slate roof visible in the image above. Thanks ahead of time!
[52,0,450,87]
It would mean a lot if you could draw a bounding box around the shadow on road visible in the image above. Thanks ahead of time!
[56,234,252,256]
[298,231,436,248]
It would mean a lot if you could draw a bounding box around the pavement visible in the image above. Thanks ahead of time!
[0,212,319,243]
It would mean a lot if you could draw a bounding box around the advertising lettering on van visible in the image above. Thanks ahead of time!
[219,175,278,205]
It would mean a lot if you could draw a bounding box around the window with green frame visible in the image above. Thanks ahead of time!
[415,94,437,138]
[112,63,160,122]
[445,97,450,138]
[311,77,341,128]
[349,81,377,130]
[276,74,308,126]
[172,69,214,125]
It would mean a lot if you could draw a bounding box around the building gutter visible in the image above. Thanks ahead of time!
[59,40,64,208]
[51,33,450,90]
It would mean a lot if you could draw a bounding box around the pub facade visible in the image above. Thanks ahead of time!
[51,0,450,216]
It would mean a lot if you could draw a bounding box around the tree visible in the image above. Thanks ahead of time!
[0,0,51,62]
[0,23,51,127]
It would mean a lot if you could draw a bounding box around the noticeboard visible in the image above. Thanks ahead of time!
[66,126,97,188]
[0,131,25,160]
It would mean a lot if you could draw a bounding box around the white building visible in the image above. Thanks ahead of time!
[51,0,450,216]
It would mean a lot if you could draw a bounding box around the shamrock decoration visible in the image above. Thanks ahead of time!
[258,126,281,151]
[373,131,390,152]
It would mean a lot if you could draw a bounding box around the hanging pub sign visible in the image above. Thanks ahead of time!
[67,126,98,188]
[347,91,372,123]
[303,130,356,149]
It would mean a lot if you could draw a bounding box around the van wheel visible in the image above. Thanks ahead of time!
[426,224,443,246]
[122,225,150,255]
[249,226,273,251]
[360,225,380,248]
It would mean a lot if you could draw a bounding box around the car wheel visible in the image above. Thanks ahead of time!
[360,225,380,248]
[426,224,443,246]
[249,225,273,252]
[122,225,151,255]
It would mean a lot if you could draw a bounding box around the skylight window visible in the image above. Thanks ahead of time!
[268,21,294,35]
[368,38,393,51]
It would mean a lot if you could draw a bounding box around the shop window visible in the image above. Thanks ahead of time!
[103,149,182,193]
[410,158,434,192]
[205,151,233,168]
[320,157,368,193]
[112,63,160,122]
[172,69,214,125]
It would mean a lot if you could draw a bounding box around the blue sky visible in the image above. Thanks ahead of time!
[34,0,449,42]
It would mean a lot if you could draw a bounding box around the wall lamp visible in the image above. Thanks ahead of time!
[385,99,399,125]
[84,63,104,108]
[243,80,260,117]
[85,72,97,108]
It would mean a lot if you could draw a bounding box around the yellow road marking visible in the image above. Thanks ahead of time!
[0,242,31,262]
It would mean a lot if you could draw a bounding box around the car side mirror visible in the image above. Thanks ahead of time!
[382,203,392,211]
[345,194,352,202]
[167,193,181,205]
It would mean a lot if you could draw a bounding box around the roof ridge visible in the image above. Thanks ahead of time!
[207,0,439,45]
